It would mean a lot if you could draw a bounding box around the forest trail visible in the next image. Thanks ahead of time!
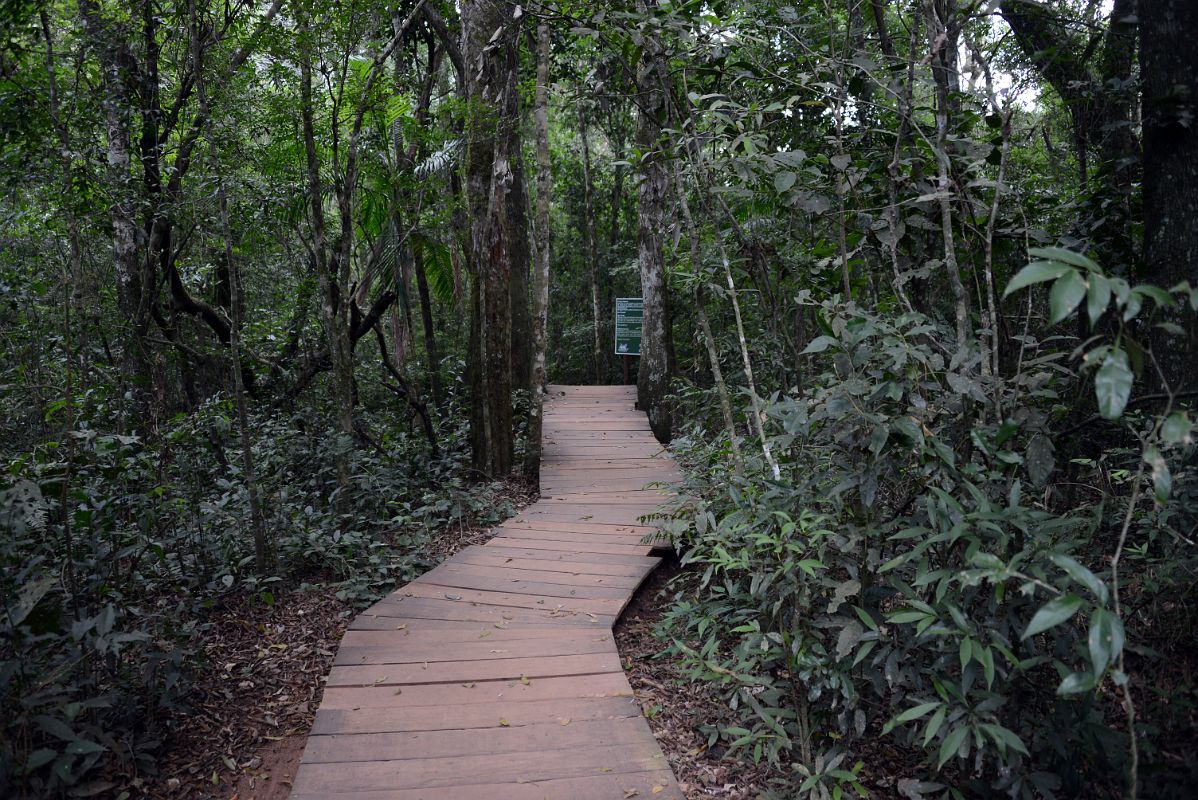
[289,385,684,798]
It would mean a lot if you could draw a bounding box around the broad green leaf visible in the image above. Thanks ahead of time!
[1161,411,1192,445]
[1049,554,1109,605]
[1049,270,1086,324]
[801,335,838,354]
[1021,593,1083,639]
[1003,261,1069,297]
[979,723,1029,756]
[1144,445,1172,502]
[923,705,947,746]
[1094,349,1133,420]
[1087,608,1125,675]
[774,171,797,193]
[896,701,941,724]
[1087,273,1111,326]
[1133,284,1174,307]
[1027,246,1099,271]
[1057,670,1098,695]
[937,725,970,768]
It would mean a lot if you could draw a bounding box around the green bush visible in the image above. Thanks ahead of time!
[661,262,1197,798]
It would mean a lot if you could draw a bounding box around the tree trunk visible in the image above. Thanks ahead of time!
[525,21,552,480]
[634,5,675,444]
[1141,0,1198,391]
[462,0,519,476]
[578,102,605,384]
[508,149,534,389]
[298,17,352,498]
[78,1,146,403]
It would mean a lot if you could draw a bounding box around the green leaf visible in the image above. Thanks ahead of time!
[1057,671,1098,695]
[937,725,970,769]
[774,171,797,193]
[1087,608,1125,675]
[1087,273,1111,326]
[895,701,942,724]
[1027,246,1099,271]
[64,739,107,755]
[1049,270,1086,324]
[923,705,947,747]
[979,723,1029,756]
[1161,412,1192,445]
[1022,593,1083,639]
[1144,445,1172,502]
[802,335,838,354]
[1094,349,1133,420]
[1049,554,1109,605]
[1003,261,1069,297]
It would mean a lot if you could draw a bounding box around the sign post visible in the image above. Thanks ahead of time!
[614,297,642,385]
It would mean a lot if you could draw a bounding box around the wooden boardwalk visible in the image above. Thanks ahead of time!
[290,385,684,799]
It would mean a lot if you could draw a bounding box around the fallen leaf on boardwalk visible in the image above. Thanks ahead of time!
[623,789,639,798]
[393,688,403,695]
[479,631,491,638]
[370,675,388,685]
[395,624,406,630]
[445,594,462,601]
[652,786,664,794]
[520,675,531,685]
[559,718,571,725]
[462,682,475,688]
[499,719,509,727]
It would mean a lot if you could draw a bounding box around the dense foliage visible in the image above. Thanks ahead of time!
[2,0,1196,798]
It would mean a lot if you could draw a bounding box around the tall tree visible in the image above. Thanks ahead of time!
[1140,0,1198,391]
[525,20,552,479]
[462,0,521,475]
[633,2,674,443]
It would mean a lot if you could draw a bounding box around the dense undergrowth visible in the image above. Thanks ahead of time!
[658,268,1198,799]
[0,379,516,796]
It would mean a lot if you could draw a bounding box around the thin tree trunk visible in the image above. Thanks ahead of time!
[298,16,351,498]
[672,162,742,471]
[634,3,675,443]
[578,102,604,384]
[925,0,971,357]
[525,21,552,480]
[413,245,443,409]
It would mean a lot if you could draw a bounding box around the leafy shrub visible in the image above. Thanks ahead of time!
[661,262,1197,798]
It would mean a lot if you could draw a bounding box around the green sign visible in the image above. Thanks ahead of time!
[614,297,642,356]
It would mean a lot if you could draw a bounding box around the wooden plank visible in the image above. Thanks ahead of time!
[319,672,636,711]
[396,581,625,615]
[433,561,646,589]
[487,536,654,556]
[334,635,614,667]
[326,652,625,687]
[353,597,603,627]
[453,551,657,578]
[291,770,683,800]
[301,716,650,763]
[500,519,658,534]
[477,544,659,565]
[292,742,671,792]
[425,563,640,597]
[492,526,654,544]
[310,694,641,735]
[339,625,607,648]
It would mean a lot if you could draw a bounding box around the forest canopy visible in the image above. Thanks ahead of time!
[1,0,1196,797]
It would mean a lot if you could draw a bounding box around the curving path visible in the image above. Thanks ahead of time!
[290,385,683,799]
